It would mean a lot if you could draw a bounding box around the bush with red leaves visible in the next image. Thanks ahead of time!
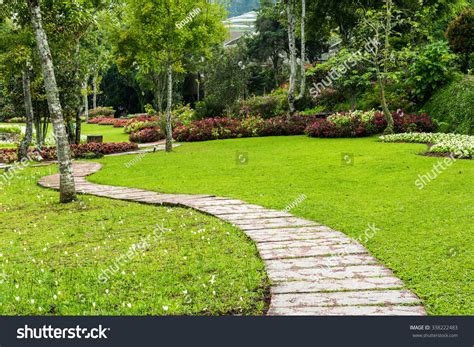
[0,143,139,163]
[129,128,164,143]
[113,119,130,128]
[173,116,319,142]
[305,110,436,138]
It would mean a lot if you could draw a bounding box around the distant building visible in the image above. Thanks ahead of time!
[223,11,257,47]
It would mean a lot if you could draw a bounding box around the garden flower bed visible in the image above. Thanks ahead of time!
[380,132,474,159]
[173,111,435,142]
[0,142,138,163]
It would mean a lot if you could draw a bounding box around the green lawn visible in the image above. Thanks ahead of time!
[80,123,130,143]
[0,122,129,147]
[89,136,474,315]
[0,166,268,315]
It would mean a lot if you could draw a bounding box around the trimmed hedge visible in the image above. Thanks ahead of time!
[422,75,473,135]
[129,128,164,143]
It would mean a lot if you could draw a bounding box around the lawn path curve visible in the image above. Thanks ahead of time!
[38,161,426,316]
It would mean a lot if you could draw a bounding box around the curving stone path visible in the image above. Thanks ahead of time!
[38,162,426,316]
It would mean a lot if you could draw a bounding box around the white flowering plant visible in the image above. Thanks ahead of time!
[380,132,473,159]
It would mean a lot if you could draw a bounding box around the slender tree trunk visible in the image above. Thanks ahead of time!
[28,0,76,203]
[75,112,81,145]
[286,0,297,115]
[34,114,42,148]
[298,0,306,100]
[165,63,173,152]
[92,71,98,110]
[82,76,89,122]
[19,68,34,161]
[377,74,394,133]
[381,0,394,134]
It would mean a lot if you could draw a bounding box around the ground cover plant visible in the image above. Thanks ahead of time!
[89,136,474,315]
[380,133,474,159]
[0,166,268,315]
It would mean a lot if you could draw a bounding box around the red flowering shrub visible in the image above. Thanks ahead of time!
[129,128,164,143]
[305,110,436,138]
[173,116,319,141]
[87,117,117,125]
[0,148,18,163]
[0,143,138,163]
[113,119,129,127]
[392,110,436,133]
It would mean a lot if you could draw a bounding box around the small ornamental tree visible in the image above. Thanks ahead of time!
[446,8,474,72]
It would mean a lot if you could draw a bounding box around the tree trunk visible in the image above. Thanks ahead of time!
[298,0,306,100]
[19,68,34,161]
[381,0,394,134]
[82,76,89,122]
[165,63,173,152]
[377,75,394,134]
[286,0,297,115]
[34,114,42,148]
[92,71,97,110]
[28,0,76,203]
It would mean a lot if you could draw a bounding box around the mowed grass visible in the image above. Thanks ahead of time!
[0,122,129,148]
[90,136,474,315]
[0,166,268,315]
[80,123,130,143]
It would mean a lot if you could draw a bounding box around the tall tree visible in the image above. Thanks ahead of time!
[298,0,306,99]
[27,0,76,202]
[115,0,226,152]
[285,0,297,115]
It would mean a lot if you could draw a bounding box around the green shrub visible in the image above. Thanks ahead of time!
[422,75,473,134]
[0,125,22,134]
[446,8,474,72]
[406,41,457,102]
[237,94,287,119]
[89,107,116,118]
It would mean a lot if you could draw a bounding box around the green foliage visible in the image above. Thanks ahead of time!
[172,104,195,126]
[237,93,288,119]
[446,8,474,71]
[422,75,474,135]
[0,125,22,134]
[201,47,249,117]
[406,41,457,102]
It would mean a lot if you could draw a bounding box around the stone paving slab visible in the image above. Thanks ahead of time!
[268,305,427,316]
[37,162,425,316]
[218,211,294,221]
[256,239,354,251]
[245,230,346,243]
[270,289,421,308]
[271,277,405,294]
[258,243,368,260]
[267,264,393,281]
[236,219,320,231]
[264,254,380,271]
